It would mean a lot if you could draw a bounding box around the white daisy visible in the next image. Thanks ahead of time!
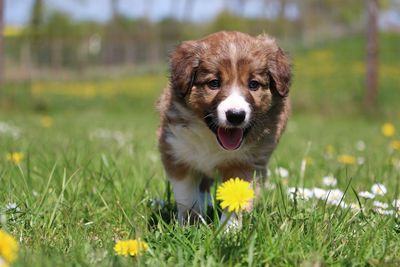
[349,203,362,211]
[326,189,344,205]
[373,201,389,209]
[375,208,394,216]
[0,121,20,139]
[275,167,289,178]
[371,183,387,196]
[322,175,337,187]
[312,187,328,199]
[355,140,366,151]
[357,157,365,165]
[392,199,400,209]
[264,181,276,191]
[5,202,20,212]
[358,191,375,199]
[287,187,313,200]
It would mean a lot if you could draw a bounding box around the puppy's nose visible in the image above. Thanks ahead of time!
[226,110,246,126]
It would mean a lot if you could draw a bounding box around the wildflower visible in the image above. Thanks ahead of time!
[287,187,314,200]
[355,140,366,151]
[349,203,362,211]
[216,178,255,213]
[114,239,149,257]
[0,122,20,139]
[41,116,53,128]
[392,199,400,209]
[375,208,394,216]
[390,140,400,151]
[373,201,389,209]
[275,167,289,178]
[264,181,276,191]
[304,157,313,166]
[0,230,19,265]
[322,175,337,187]
[358,191,375,199]
[6,152,24,164]
[326,189,344,205]
[337,155,356,165]
[382,123,395,137]
[371,183,387,196]
[5,203,20,212]
[312,187,327,199]
[324,144,334,158]
[357,157,365,165]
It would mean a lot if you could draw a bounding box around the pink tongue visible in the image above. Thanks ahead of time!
[217,127,244,150]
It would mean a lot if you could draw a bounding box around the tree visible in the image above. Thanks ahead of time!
[30,0,44,33]
[111,0,119,22]
[182,0,195,21]
[365,0,379,109]
[143,0,153,21]
[0,0,4,84]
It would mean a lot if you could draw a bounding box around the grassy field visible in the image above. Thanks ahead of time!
[1,33,400,266]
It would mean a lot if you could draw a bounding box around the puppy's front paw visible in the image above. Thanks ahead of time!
[220,212,242,232]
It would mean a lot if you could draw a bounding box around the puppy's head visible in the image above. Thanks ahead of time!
[170,31,291,151]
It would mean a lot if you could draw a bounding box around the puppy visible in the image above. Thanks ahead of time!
[158,31,291,224]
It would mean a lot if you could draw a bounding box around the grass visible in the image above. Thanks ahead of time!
[1,33,400,266]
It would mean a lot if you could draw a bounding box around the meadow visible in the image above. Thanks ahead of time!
[1,33,400,266]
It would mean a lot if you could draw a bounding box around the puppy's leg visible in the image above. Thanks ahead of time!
[169,173,206,224]
[199,176,213,211]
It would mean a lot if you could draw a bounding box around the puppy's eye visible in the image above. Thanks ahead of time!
[207,79,220,89]
[248,80,260,91]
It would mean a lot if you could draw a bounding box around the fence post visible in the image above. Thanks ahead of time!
[365,0,379,109]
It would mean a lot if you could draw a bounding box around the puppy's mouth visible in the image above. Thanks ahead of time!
[204,115,249,151]
[216,127,244,150]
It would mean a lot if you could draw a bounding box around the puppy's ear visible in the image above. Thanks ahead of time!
[258,36,292,97]
[170,41,200,98]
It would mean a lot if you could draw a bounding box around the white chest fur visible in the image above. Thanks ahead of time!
[165,113,252,177]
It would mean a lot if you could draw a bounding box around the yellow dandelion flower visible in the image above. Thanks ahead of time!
[6,152,24,164]
[41,116,53,128]
[216,178,255,213]
[337,154,356,165]
[114,239,148,257]
[0,230,19,265]
[382,123,395,137]
[304,156,314,166]
[390,140,400,151]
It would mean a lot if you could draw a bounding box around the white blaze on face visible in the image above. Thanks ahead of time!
[217,90,251,127]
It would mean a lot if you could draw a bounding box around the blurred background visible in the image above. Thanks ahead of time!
[0,0,399,115]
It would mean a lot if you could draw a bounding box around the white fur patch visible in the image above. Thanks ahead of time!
[220,211,242,231]
[217,90,251,127]
[169,175,204,223]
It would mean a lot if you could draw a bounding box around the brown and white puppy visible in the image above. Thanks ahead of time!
[158,31,291,225]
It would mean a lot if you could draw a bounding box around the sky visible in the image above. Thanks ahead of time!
[5,0,243,25]
[4,0,299,25]
[4,0,400,28]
